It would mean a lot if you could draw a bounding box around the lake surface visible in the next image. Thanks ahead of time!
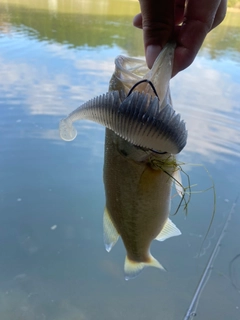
[0,1,240,319]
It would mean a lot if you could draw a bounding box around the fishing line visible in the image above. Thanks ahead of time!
[127,79,159,98]
[182,195,238,320]
[128,80,168,155]
[229,254,240,293]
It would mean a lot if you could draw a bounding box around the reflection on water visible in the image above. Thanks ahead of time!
[171,56,240,163]
[0,0,143,56]
[0,1,240,319]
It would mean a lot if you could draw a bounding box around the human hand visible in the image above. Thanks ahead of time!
[133,0,227,76]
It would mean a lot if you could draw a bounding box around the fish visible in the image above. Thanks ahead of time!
[59,43,188,280]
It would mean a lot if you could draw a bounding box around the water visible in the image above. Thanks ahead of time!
[0,1,240,319]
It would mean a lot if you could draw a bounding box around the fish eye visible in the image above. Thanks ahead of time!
[127,79,159,99]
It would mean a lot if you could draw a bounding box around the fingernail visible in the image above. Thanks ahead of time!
[146,45,162,69]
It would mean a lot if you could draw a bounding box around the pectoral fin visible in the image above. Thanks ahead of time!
[155,218,181,241]
[103,207,119,252]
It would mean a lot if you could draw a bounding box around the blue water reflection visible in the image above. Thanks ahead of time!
[0,2,240,319]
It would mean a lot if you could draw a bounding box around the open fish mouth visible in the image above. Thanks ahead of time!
[59,82,187,154]
[59,43,188,154]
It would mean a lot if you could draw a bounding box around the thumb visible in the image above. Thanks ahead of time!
[137,0,175,68]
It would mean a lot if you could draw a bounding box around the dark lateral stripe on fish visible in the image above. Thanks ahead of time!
[59,90,187,154]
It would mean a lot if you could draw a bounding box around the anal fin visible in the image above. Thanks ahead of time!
[103,207,119,252]
[155,218,181,241]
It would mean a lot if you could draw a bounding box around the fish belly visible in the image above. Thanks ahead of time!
[103,128,173,262]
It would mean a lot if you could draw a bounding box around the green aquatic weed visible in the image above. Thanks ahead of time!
[150,156,216,246]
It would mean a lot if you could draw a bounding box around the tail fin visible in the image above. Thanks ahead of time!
[124,255,165,281]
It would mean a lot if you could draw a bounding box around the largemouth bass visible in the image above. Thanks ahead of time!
[59,43,187,280]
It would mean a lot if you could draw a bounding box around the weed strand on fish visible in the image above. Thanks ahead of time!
[149,157,216,250]
[149,156,191,216]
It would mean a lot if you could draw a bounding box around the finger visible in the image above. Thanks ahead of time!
[175,0,186,25]
[133,13,142,29]
[138,0,175,68]
[173,0,226,75]
[211,0,227,29]
[134,1,187,29]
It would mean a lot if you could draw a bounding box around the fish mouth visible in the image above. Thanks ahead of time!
[59,87,187,154]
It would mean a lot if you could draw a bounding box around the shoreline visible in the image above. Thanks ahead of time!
[227,7,240,12]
